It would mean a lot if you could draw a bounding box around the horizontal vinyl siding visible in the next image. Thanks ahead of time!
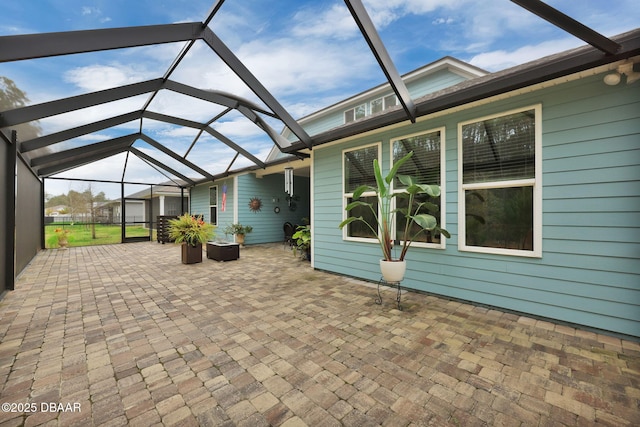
[406,69,467,99]
[237,173,310,245]
[313,72,640,337]
[189,185,209,219]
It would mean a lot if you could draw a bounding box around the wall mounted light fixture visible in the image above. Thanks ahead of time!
[604,60,640,85]
[603,72,621,85]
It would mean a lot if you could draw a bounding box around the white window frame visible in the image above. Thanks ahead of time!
[457,104,542,257]
[209,185,218,225]
[344,103,367,124]
[370,94,398,115]
[342,142,381,242]
[384,94,397,109]
[390,127,446,249]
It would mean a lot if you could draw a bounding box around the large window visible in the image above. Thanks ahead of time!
[458,105,541,257]
[392,128,445,247]
[343,144,380,239]
[209,186,218,225]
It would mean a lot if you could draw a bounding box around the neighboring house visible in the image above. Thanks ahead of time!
[45,204,67,216]
[94,199,145,224]
[125,181,189,227]
[193,48,639,338]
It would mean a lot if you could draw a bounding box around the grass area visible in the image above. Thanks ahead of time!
[45,223,154,248]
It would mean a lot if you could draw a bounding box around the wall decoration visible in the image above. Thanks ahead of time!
[248,196,262,213]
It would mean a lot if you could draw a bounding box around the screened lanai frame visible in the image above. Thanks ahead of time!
[2,0,640,291]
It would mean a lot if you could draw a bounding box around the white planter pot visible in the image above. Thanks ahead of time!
[379,259,407,282]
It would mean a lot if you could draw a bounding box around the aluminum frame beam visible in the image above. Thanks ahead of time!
[511,0,621,55]
[137,133,215,180]
[32,134,136,169]
[20,111,144,153]
[37,145,130,177]
[203,0,227,28]
[0,21,309,179]
[201,27,313,148]
[129,147,195,185]
[0,23,206,62]
[142,111,265,168]
[0,80,164,127]
[344,0,416,123]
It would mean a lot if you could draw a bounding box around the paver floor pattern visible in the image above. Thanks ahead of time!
[0,243,638,426]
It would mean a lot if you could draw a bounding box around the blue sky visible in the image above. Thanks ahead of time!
[1,0,638,197]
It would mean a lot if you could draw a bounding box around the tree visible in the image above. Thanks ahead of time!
[45,193,70,208]
[0,76,41,141]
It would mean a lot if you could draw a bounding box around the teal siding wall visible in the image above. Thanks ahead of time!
[189,185,210,220]
[406,69,467,99]
[313,73,640,338]
[191,178,235,240]
[236,173,310,245]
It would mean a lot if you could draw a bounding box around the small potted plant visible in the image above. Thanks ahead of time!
[223,223,253,247]
[168,213,215,264]
[339,151,450,282]
[292,224,311,260]
[48,227,71,249]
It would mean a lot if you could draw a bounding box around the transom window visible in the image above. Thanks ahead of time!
[342,144,380,239]
[344,104,366,123]
[370,94,397,115]
[344,95,397,123]
[458,105,542,257]
[392,128,445,247]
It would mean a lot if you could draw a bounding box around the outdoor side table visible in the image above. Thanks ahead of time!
[206,242,240,261]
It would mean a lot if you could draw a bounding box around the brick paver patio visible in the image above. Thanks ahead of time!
[1,242,639,426]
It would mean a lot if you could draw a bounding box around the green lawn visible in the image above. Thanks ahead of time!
[45,223,153,248]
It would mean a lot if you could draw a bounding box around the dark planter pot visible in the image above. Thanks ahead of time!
[206,242,239,261]
[181,243,203,264]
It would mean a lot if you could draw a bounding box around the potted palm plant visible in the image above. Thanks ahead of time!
[168,213,215,264]
[292,224,311,260]
[339,151,450,282]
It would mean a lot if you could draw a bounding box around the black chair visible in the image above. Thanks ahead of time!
[283,222,295,248]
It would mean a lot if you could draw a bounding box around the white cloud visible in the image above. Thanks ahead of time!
[64,64,155,92]
[211,118,266,139]
[432,17,454,25]
[467,37,583,71]
[237,38,374,96]
[291,4,359,40]
[81,7,100,16]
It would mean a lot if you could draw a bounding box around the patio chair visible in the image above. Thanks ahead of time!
[283,222,295,248]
